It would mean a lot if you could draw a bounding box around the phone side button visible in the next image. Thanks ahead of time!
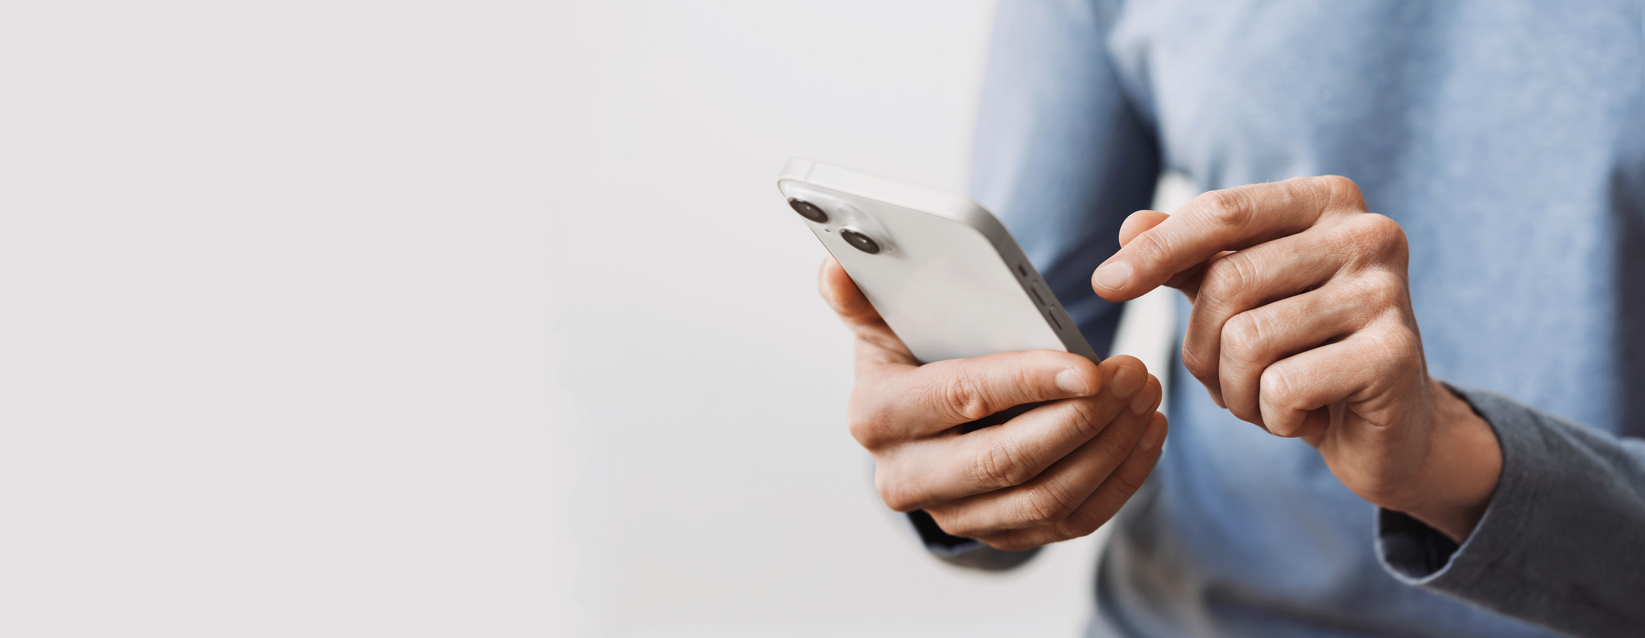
[1046,308,1063,331]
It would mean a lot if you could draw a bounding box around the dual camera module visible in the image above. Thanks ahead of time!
[788,199,881,254]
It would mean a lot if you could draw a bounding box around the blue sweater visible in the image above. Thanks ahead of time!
[946,1,1645,636]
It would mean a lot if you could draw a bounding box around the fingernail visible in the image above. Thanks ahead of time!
[1111,366,1144,398]
[1131,383,1157,416]
[1094,260,1132,290]
[1139,417,1167,452]
[1056,368,1090,395]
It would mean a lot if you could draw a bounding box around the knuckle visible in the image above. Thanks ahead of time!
[1198,256,1250,308]
[1311,175,1365,210]
[844,408,879,449]
[845,415,872,448]
[1349,214,1409,262]
[1359,210,1401,236]
[1320,174,1356,188]
[845,392,894,449]
[1398,326,1423,360]
[1336,280,1385,324]
[1221,312,1265,358]
[1260,367,1298,410]
[1093,429,1133,469]
[1363,335,1410,391]
[1180,343,1218,382]
[881,492,920,513]
[1349,325,1423,400]
[1124,231,1169,269]
[1017,483,1076,526]
[942,370,993,422]
[1062,397,1107,440]
[1112,464,1150,495]
[875,469,921,513]
[1366,213,1406,247]
[973,435,1031,489]
[1353,269,1406,312]
[1321,174,1361,197]
[875,476,914,509]
[1200,189,1253,228]
[1380,324,1423,368]
[1053,514,1100,541]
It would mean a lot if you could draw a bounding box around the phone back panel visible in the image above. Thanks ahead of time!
[777,159,1097,364]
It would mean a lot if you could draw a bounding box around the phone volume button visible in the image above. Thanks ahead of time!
[1029,284,1048,307]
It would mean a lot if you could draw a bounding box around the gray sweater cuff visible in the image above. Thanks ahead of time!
[1374,383,1645,637]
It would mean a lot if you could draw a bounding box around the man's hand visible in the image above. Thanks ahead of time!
[820,257,1167,552]
[1091,176,1501,542]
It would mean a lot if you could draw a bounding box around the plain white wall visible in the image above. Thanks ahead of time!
[0,1,1184,636]
[2,1,563,636]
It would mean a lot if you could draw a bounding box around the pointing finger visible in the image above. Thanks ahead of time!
[1092,176,1359,301]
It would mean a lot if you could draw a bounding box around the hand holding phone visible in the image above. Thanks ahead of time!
[784,160,1167,549]
[819,258,1168,550]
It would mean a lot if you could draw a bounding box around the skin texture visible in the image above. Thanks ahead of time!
[819,257,1168,551]
[1091,176,1502,543]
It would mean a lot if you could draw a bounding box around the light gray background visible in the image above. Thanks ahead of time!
[1,1,1183,636]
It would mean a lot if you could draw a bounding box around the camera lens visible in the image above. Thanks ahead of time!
[840,229,881,254]
[788,199,828,223]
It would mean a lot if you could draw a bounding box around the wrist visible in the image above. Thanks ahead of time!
[1397,380,1503,543]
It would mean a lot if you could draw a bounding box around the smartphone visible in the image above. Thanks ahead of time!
[777,158,1098,365]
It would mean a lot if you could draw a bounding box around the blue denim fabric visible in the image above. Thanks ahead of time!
[959,1,1645,636]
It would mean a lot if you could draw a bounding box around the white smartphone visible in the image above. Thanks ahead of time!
[777,158,1098,365]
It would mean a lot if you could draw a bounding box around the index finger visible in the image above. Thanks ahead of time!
[1090,176,1354,301]
[819,257,915,368]
[819,256,884,330]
